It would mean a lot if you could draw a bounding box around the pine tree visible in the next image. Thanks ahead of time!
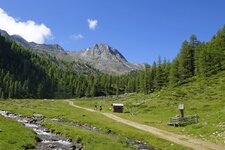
[178,40,192,80]
[195,42,206,76]
[155,56,164,90]
[149,61,157,92]
[144,64,151,94]
[169,58,180,85]
[189,34,199,76]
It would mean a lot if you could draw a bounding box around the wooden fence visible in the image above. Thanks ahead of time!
[168,114,198,126]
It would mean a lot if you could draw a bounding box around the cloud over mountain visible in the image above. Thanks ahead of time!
[70,34,85,40]
[0,8,52,44]
[87,19,98,30]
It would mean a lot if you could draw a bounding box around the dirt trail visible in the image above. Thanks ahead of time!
[68,101,225,150]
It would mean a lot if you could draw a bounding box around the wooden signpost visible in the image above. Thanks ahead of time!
[178,104,184,117]
[168,104,198,126]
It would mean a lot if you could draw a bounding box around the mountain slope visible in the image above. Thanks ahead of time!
[0,29,65,52]
[0,29,99,74]
[74,70,225,146]
[0,34,103,98]
[68,43,144,75]
[0,29,72,62]
[0,29,143,75]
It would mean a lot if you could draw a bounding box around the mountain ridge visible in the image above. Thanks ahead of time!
[68,43,144,74]
[0,29,144,75]
[0,29,65,52]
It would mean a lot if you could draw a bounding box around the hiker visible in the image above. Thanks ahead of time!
[94,104,98,110]
[99,105,102,111]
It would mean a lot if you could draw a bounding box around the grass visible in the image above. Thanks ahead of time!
[1,71,224,149]
[0,115,36,150]
[43,121,134,150]
[73,71,225,146]
[0,100,189,150]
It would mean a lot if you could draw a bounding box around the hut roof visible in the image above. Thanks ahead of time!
[112,103,124,106]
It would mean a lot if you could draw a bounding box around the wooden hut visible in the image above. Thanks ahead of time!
[111,103,124,113]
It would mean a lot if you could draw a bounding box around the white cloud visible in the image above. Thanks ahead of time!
[87,19,98,30]
[70,34,85,40]
[0,8,52,44]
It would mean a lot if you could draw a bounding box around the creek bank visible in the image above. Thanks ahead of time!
[0,110,83,150]
[49,118,154,150]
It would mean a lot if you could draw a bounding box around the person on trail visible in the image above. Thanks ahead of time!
[94,104,98,110]
[99,105,102,111]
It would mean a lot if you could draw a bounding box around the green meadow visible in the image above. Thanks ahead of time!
[73,70,225,145]
[0,115,36,149]
[0,71,225,149]
[0,100,188,150]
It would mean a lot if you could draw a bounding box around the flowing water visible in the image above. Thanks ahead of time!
[0,110,78,150]
[0,110,153,150]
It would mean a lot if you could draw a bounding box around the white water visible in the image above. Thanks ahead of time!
[41,140,71,145]
[0,110,74,149]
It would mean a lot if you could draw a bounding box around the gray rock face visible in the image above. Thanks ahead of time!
[29,42,65,52]
[68,43,144,75]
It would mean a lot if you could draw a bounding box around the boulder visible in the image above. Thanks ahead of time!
[70,145,76,150]
[48,144,56,148]
[32,114,45,121]
[67,138,72,142]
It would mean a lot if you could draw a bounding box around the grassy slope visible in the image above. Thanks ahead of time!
[0,100,188,150]
[1,71,224,149]
[0,116,36,150]
[73,71,225,145]
[43,121,133,150]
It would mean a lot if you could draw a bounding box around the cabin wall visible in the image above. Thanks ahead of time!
[112,106,123,113]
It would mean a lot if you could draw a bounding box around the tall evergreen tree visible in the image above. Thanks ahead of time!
[149,61,157,92]
[169,58,180,85]
[178,40,193,80]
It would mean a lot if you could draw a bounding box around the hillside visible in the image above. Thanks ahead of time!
[0,71,224,150]
[0,35,101,99]
[1,25,225,100]
[0,29,144,75]
[0,34,143,99]
[74,70,225,146]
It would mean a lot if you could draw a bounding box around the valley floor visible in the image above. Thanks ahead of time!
[69,101,224,150]
[0,99,189,150]
[0,71,225,150]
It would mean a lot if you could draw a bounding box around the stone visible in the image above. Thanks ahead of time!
[48,144,56,148]
[32,114,45,120]
[67,138,72,142]
[70,145,76,150]
[43,128,50,132]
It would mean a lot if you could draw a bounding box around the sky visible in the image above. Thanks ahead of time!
[0,0,225,64]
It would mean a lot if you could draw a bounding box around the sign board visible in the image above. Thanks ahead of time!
[178,104,184,110]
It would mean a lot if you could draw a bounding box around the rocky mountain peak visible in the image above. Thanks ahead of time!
[69,43,144,75]
[84,43,127,62]
[0,29,143,75]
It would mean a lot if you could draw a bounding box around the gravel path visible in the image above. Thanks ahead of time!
[68,101,225,150]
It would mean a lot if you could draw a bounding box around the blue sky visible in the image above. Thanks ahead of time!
[0,0,225,64]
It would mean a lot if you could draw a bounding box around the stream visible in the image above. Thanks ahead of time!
[0,110,79,150]
[0,110,153,150]
[50,119,154,150]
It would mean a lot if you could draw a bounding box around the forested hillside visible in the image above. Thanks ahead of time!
[0,36,110,98]
[0,25,224,99]
[121,25,225,95]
